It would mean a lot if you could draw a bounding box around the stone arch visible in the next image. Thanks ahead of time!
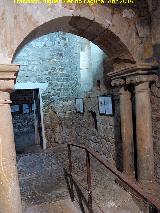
[11,15,136,69]
[2,2,150,65]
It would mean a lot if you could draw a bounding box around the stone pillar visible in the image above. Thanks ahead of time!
[111,78,135,179]
[119,86,135,179]
[126,73,158,186]
[108,64,158,186]
[135,80,154,185]
[0,64,22,213]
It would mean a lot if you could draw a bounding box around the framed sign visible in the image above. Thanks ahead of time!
[11,105,20,113]
[98,96,113,115]
[75,98,84,113]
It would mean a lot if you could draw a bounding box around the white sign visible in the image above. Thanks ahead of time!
[98,96,113,115]
[75,98,84,113]
[11,105,20,113]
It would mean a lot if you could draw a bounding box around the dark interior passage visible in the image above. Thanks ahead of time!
[11,89,43,154]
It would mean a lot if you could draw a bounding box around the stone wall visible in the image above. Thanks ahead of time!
[150,0,160,64]
[13,32,118,164]
[151,82,160,183]
[13,113,35,135]
[14,32,81,104]
[44,88,120,165]
[12,113,35,152]
[149,1,160,183]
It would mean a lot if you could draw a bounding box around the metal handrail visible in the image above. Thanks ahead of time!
[67,143,160,213]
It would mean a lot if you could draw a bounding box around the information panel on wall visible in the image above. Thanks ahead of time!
[75,98,84,113]
[98,96,113,115]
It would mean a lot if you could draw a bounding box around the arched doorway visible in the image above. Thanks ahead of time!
[2,2,156,213]
[9,14,136,210]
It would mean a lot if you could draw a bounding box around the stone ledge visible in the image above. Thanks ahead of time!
[0,64,19,80]
[107,63,159,80]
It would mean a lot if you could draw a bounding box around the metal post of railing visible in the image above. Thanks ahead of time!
[67,143,160,213]
[86,150,93,213]
[68,144,74,201]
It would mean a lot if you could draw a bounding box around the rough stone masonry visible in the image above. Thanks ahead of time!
[13,32,118,165]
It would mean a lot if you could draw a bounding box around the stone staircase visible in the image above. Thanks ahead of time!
[17,145,147,213]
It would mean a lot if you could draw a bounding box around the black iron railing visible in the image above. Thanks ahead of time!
[67,143,160,213]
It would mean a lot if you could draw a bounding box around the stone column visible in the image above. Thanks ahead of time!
[126,74,158,186]
[135,79,154,185]
[108,63,158,186]
[111,78,135,179]
[0,64,22,213]
[119,86,135,179]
